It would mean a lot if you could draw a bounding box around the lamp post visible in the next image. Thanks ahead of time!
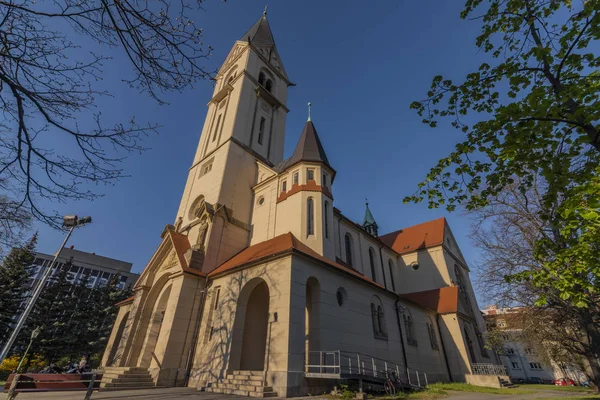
[0,215,92,365]
[15,326,41,373]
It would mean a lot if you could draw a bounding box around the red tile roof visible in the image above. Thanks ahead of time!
[169,230,206,277]
[208,232,384,289]
[399,286,459,314]
[115,295,135,307]
[379,217,446,255]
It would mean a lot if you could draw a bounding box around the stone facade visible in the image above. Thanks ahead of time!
[101,13,499,397]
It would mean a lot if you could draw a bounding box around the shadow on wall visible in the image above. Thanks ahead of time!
[188,262,282,388]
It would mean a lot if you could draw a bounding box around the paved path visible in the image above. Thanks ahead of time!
[0,387,595,400]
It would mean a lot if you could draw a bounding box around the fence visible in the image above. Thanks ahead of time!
[471,363,508,376]
[305,350,428,388]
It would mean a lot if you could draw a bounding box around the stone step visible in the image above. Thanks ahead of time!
[103,377,154,384]
[257,391,278,398]
[216,383,273,392]
[221,378,266,386]
[233,370,264,377]
[102,381,155,388]
[102,367,148,373]
[226,374,265,382]
[209,387,251,396]
[102,373,153,379]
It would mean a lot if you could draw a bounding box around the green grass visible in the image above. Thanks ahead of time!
[536,396,600,400]
[517,384,594,392]
[428,382,532,395]
[376,387,449,399]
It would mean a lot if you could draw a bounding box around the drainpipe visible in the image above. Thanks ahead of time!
[394,298,409,370]
[435,314,454,382]
[184,277,211,386]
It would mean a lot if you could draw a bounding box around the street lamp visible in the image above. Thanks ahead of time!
[16,326,42,373]
[0,215,92,364]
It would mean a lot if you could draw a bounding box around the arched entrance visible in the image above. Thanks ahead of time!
[139,283,172,367]
[305,277,320,373]
[239,281,270,370]
[106,311,130,367]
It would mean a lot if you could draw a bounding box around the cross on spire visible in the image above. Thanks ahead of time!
[263,5,269,16]
[307,102,312,121]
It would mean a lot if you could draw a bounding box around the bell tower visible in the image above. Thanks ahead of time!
[174,11,291,273]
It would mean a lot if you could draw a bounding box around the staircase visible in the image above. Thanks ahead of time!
[205,370,278,397]
[100,367,155,390]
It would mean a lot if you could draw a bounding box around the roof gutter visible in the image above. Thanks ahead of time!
[394,297,409,370]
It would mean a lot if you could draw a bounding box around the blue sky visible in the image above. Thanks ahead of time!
[32,1,491,303]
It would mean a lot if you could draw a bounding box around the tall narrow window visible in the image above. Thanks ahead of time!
[307,168,314,181]
[324,201,330,239]
[427,319,439,350]
[322,173,327,187]
[266,79,273,92]
[293,171,299,185]
[371,304,379,335]
[212,114,222,142]
[258,117,266,145]
[307,198,314,235]
[344,234,353,267]
[369,248,377,282]
[404,315,417,346]
[388,260,396,292]
[281,180,287,192]
[258,72,265,85]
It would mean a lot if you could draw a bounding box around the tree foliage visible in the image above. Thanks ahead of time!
[0,0,217,227]
[0,235,36,346]
[471,180,599,389]
[407,0,600,304]
[13,259,132,364]
[408,0,600,211]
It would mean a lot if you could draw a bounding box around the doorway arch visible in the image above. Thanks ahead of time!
[230,279,270,371]
[106,311,130,367]
[139,283,172,367]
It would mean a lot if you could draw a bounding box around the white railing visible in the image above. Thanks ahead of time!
[305,350,428,388]
[471,363,508,376]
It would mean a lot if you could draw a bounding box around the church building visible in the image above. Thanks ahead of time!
[101,12,499,397]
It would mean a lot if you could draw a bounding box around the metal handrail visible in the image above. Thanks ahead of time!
[305,350,428,388]
[471,363,509,375]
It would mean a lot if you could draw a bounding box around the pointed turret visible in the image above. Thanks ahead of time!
[362,201,379,236]
[275,105,335,174]
[241,10,276,47]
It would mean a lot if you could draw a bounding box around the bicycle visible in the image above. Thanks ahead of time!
[383,370,398,396]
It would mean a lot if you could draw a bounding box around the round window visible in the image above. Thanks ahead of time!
[257,197,265,206]
[336,288,347,307]
[411,262,420,271]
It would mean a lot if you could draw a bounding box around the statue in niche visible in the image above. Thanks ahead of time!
[196,216,209,252]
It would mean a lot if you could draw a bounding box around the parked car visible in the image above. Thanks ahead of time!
[527,377,544,384]
[554,378,576,386]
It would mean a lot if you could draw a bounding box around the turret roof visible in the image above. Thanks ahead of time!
[275,120,334,173]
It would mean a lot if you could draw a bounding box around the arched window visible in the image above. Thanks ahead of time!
[371,296,387,339]
[427,318,439,350]
[265,79,273,93]
[388,260,396,292]
[403,314,417,346]
[307,198,314,235]
[377,305,385,334]
[212,114,222,142]
[258,72,265,85]
[324,201,330,239]
[369,248,377,282]
[344,234,353,267]
[370,303,378,334]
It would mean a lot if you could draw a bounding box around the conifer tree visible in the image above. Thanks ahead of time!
[0,235,37,346]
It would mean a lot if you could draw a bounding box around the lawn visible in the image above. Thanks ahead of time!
[427,382,532,395]
[536,396,600,400]
[517,384,594,393]
[379,387,449,399]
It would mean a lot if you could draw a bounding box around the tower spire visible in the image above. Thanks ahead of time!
[362,201,379,236]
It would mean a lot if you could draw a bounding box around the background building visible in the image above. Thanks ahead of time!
[483,305,587,383]
[26,246,138,291]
